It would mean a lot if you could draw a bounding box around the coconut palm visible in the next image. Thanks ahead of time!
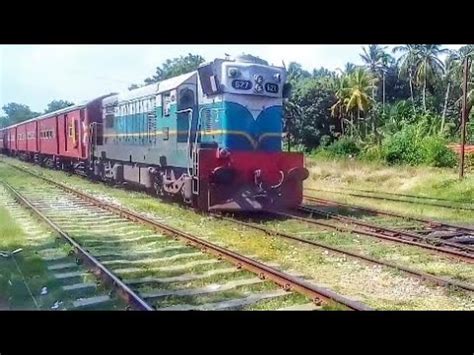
[330,75,351,135]
[413,45,449,112]
[344,68,377,136]
[360,45,385,108]
[393,44,422,109]
[451,46,474,120]
[441,51,458,132]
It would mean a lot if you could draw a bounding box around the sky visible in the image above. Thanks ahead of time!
[0,44,464,115]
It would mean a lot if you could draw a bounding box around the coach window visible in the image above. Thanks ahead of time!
[162,93,171,117]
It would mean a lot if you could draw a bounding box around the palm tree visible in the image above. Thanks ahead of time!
[330,75,351,135]
[380,52,394,114]
[360,45,384,108]
[441,51,458,133]
[451,45,474,120]
[393,45,421,110]
[344,63,357,74]
[360,45,393,132]
[413,45,448,112]
[344,68,377,136]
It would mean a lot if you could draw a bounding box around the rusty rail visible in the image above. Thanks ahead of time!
[3,161,373,311]
[304,195,474,234]
[305,187,474,212]
[274,208,474,264]
[214,214,474,292]
[1,180,154,311]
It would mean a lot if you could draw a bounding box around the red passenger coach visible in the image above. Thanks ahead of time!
[0,128,6,153]
[16,123,28,152]
[38,116,59,156]
[25,120,39,153]
[57,108,84,160]
[1,95,112,169]
[7,127,17,152]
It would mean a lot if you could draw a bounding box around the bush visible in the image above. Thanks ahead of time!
[381,126,457,167]
[421,137,457,168]
[382,127,424,165]
[325,137,361,157]
[360,145,383,162]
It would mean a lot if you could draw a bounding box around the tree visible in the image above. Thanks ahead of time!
[236,53,269,65]
[360,45,392,131]
[128,83,142,91]
[143,53,205,85]
[331,74,351,135]
[393,44,422,109]
[344,68,377,136]
[286,62,311,83]
[44,99,74,113]
[448,45,474,119]
[1,103,40,126]
[343,62,357,75]
[286,78,338,149]
[413,45,448,112]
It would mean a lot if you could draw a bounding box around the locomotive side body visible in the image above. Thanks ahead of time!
[91,57,308,211]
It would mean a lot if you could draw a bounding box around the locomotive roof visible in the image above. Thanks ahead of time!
[114,71,197,104]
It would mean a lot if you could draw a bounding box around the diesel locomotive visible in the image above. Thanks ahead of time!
[0,55,309,211]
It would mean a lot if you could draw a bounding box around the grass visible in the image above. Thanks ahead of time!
[0,181,126,310]
[1,157,473,310]
[304,157,474,224]
[0,191,66,309]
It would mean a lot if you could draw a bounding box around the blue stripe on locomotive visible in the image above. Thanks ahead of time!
[200,101,282,152]
[109,99,282,169]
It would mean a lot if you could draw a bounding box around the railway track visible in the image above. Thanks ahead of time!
[0,162,372,311]
[305,187,474,212]
[304,195,474,235]
[285,203,474,263]
[214,213,474,292]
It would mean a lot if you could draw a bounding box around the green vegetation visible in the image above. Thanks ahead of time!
[4,159,472,310]
[0,195,60,309]
[286,45,474,168]
[0,100,74,128]
[305,158,474,224]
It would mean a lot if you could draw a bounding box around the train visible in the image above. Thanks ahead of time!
[0,55,309,211]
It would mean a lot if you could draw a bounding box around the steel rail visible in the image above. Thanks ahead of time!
[4,162,372,311]
[297,205,474,254]
[213,214,474,292]
[1,180,154,311]
[303,195,474,234]
[271,209,474,264]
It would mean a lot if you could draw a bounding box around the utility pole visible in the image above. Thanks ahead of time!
[459,56,471,179]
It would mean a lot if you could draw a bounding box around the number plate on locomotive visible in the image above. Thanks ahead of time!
[265,83,279,93]
[232,80,252,90]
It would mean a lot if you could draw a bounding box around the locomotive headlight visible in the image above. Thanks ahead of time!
[254,74,264,84]
[273,73,281,82]
[228,67,240,78]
